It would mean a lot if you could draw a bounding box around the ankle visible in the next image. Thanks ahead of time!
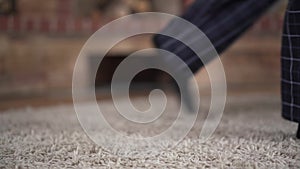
[297,123,300,139]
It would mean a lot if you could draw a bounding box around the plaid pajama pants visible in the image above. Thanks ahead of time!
[282,0,300,123]
[154,0,300,123]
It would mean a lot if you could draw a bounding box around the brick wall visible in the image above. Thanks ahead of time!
[0,1,286,97]
[0,35,85,96]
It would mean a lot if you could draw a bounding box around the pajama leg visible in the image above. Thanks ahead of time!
[281,0,300,123]
[153,0,278,74]
[281,0,300,138]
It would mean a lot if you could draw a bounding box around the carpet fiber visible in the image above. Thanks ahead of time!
[0,95,299,168]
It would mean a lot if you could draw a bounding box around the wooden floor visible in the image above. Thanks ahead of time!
[0,83,280,111]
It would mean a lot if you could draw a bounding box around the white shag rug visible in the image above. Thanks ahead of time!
[0,95,299,168]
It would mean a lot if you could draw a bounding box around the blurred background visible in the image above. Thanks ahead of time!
[0,0,288,110]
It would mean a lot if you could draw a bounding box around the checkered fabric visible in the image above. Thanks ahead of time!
[153,0,278,73]
[281,0,300,123]
[154,0,300,124]
[154,0,300,123]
